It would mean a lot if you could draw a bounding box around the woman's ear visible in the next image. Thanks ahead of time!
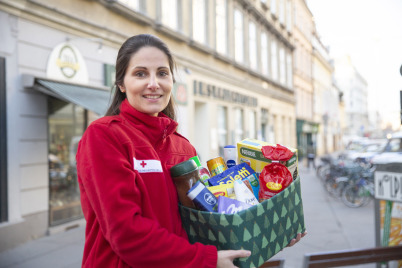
[119,85,126,93]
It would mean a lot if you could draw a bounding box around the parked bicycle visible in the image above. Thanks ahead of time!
[322,159,362,198]
[341,167,375,208]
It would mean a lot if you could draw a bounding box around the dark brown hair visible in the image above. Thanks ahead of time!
[105,34,177,120]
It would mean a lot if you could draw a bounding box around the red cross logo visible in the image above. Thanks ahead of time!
[140,161,147,168]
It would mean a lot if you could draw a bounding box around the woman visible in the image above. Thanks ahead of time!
[77,34,254,268]
[77,34,303,268]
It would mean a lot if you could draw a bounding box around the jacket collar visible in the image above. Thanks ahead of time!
[119,99,178,143]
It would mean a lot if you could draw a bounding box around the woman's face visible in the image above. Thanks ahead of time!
[121,46,173,117]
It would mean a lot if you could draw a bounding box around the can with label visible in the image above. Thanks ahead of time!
[207,157,227,177]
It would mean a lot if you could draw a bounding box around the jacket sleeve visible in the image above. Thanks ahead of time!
[76,122,217,268]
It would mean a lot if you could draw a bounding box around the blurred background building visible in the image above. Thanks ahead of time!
[0,0,370,251]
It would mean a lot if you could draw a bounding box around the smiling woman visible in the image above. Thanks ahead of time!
[75,34,254,268]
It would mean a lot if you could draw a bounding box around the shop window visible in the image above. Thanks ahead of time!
[48,98,86,226]
[215,0,227,55]
[192,0,207,44]
[217,106,228,156]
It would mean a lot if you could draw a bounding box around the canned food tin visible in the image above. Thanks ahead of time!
[207,157,227,177]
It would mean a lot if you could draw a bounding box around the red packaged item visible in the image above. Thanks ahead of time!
[258,144,294,201]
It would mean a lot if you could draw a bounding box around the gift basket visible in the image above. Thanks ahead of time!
[172,139,306,268]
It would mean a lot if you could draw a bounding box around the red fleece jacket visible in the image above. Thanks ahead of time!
[76,99,217,267]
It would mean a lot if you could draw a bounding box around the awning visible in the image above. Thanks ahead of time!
[33,79,112,116]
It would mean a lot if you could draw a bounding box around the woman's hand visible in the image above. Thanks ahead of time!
[217,250,251,268]
[287,231,307,247]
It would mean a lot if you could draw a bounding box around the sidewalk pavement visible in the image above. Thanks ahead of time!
[0,166,377,268]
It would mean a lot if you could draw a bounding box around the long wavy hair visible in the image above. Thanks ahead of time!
[105,34,177,120]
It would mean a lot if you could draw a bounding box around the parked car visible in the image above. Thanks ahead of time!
[371,132,402,164]
[352,142,387,164]
[340,139,386,162]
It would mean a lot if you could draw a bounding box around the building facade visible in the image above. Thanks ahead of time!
[312,31,342,155]
[0,0,298,250]
[293,0,316,160]
[333,55,369,138]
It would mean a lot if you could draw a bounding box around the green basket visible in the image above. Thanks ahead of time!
[179,176,305,268]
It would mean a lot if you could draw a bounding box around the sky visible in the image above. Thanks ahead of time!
[306,0,402,130]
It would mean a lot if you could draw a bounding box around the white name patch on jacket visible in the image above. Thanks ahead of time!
[133,158,163,173]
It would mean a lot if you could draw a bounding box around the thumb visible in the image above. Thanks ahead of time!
[229,250,252,260]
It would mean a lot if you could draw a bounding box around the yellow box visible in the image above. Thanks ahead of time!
[237,138,298,179]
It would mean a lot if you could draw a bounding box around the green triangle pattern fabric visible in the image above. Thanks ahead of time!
[179,176,305,268]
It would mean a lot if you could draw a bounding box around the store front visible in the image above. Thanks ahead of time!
[296,119,319,160]
[191,79,260,161]
[24,41,112,226]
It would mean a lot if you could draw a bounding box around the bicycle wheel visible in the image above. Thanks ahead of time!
[324,177,338,197]
[341,184,369,208]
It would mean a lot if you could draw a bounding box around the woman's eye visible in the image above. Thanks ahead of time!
[159,71,169,77]
[135,71,146,77]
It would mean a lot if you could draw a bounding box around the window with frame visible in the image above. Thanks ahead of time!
[117,0,147,14]
[234,108,244,143]
[279,45,286,85]
[248,110,257,139]
[193,0,207,44]
[234,8,244,63]
[279,0,285,24]
[161,0,178,30]
[248,21,258,70]
[261,31,269,76]
[286,52,293,88]
[286,0,292,32]
[270,0,277,15]
[271,39,278,81]
[215,0,227,55]
[217,105,228,156]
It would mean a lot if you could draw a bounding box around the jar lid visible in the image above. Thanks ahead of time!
[224,145,236,148]
[170,159,198,177]
[189,156,202,167]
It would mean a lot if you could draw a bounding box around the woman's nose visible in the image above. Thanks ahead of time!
[147,75,159,90]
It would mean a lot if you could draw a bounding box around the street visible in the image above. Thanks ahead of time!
[275,165,376,268]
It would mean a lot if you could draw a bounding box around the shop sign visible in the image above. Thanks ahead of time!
[193,80,257,107]
[301,122,319,133]
[46,42,89,83]
[375,171,402,202]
